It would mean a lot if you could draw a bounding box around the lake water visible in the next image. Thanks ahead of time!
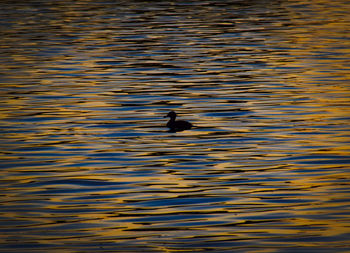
[1,0,350,252]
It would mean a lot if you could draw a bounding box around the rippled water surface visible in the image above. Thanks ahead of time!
[1,0,350,252]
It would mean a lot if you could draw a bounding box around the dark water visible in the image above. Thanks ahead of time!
[1,0,350,252]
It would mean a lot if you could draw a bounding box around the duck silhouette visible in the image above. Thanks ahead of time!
[164,111,192,132]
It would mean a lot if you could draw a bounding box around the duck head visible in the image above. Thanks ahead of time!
[164,111,177,119]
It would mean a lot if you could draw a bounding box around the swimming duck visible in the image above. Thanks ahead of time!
[164,111,192,132]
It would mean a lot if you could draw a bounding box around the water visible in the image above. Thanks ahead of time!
[1,0,350,252]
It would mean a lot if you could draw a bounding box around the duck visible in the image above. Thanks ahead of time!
[164,111,192,132]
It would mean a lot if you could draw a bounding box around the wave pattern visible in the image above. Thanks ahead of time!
[0,0,350,252]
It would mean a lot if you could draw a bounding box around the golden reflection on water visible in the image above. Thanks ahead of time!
[0,0,350,252]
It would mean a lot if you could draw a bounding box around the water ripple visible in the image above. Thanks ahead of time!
[1,0,350,252]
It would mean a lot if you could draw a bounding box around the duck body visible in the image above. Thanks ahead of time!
[164,111,192,132]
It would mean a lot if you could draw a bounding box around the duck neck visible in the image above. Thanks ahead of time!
[167,116,176,127]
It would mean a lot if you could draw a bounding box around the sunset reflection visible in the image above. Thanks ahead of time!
[0,0,350,252]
